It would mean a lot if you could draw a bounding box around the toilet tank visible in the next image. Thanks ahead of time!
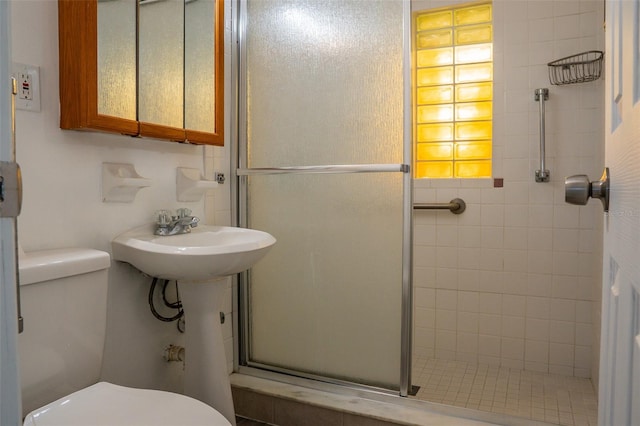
[18,248,111,415]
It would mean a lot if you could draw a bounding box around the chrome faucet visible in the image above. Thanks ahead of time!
[154,208,200,236]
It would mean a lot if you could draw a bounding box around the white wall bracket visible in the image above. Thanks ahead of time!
[177,167,218,202]
[102,163,152,203]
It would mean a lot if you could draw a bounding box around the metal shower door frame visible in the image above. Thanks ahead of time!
[231,0,413,397]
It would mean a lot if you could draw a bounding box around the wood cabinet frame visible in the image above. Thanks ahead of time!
[58,0,224,146]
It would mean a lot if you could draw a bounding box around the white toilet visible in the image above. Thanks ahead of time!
[18,248,231,426]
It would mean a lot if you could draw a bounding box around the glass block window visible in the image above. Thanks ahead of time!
[414,2,493,178]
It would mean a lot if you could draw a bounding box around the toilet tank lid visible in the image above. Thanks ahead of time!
[19,248,110,286]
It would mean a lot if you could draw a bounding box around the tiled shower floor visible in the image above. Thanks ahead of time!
[411,357,598,426]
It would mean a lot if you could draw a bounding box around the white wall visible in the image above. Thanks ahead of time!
[11,0,232,396]
[412,0,605,382]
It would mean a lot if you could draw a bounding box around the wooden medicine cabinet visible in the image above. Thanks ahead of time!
[58,0,224,146]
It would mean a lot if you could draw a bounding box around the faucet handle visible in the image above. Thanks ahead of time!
[155,209,172,225]
[176,208,192,218]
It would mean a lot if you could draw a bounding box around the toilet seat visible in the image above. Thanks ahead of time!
[23,382,231,426]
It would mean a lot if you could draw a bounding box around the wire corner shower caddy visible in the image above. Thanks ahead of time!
[547,50,604,86]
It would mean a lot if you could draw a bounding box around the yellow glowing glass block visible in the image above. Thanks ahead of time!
[416,10,453,31]
[455,101,492,121]
[455,63,493,83]
[416,161,454,178]
[454,141,492,159]
[417,47,453,67]
[417,29,453,49]
[417,66,453,86]
[417,123,454,142]
[417,104,453,123]
[455,121,492,140]
[456,82,493,102]
[455,24,492,45]
[455,44,492,64]
[454,160,492,178]
[417,86,454,105]
[454,4,492,26]
[417,142,453,161]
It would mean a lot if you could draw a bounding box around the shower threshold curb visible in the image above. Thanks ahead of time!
[230,372,555,426]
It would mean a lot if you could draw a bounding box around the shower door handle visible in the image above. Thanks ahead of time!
[565,167,609,212]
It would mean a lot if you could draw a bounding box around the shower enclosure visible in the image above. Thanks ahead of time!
[235,0,413,395]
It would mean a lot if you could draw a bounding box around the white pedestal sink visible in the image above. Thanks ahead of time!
[112,224,276,425]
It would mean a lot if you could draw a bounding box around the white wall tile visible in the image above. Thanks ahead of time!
[502,316,526,338]
[436,289,458,310]
[436,268,458,290]
[479,314,502,336]
[411,0,603,380]
[505,205,530,228]
[526,273,552,297]
[552,251,579,276]
[575,323,592,346]
[436,309,457,331]
[550,299,576,321]
[528,250,553,272]
[504,250,528,272]
[458,291,479,312]
[480,249,504,271]
[574,345,592,369]
[458,312,479,333]
[554,0,580,16]
[554,15,581,40]
[457,269,480,291]
[529,18,554,42]
[481,205,505,227]
[457,333,479,354]
[504,272,528,295]
[502,295,526,316]
[437,247,458,268]
[527,296,551,319]
[479,335,501,357]
[553,229,579,252]
[501,337,525,360]
[504,227,528,249]
[525,340,549,363]
[479,271,505,293]
[458,226,482,247]
[458,248,482,270]
[552,275,579,299]
[482,227,504,249]
[528,0,555,19]
[479,293,503,314]
[436,331,457,352]
[415,308,436,329]
[526,318,550,341]
[550,343,575,366]
[575,300,592,323]
[415,288,436,309]
[549,321,575,344]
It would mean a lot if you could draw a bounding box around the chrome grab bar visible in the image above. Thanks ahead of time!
[237,164,409,175]
[534,88,550,182]
[413,198,466,214]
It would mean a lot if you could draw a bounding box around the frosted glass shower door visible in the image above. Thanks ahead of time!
[239,0,409,391]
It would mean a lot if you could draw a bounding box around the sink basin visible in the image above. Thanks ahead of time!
[111,224,276,281]
[112,223,275,424]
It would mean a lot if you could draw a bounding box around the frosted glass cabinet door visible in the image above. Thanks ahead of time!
[97,0,136,120]
[185,0,216,134]
[138,0,184,129]
[242,0,406,390]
